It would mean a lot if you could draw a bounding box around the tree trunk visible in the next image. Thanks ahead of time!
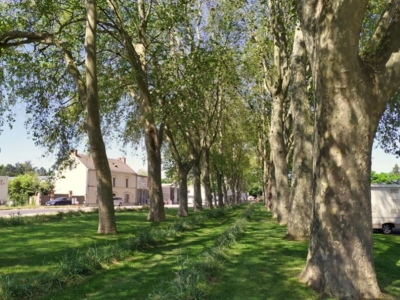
[269,93,290,225]
[202,149,213,209]
[222,178,229,205]
[230,182,236,205]
[300,84,381,299]
[293,0,400,297]
[262,154,270,210]
[146,129,165,221]
[235,181,241,203]
[216,172,224,207]
[286,24,313,239]
[106,0,165,222]
[192,158,202,211]
[268,157,278,217]
[177,166,189,217]
[85,0,116,234]
[164,126,194,217]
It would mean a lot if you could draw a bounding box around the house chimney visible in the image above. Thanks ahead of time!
[120,157,126,163]
[73,149,78,156]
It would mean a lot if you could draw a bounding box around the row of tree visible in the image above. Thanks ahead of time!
[0,0,258,231]
[1,0,400,299]
[0,162,51,177]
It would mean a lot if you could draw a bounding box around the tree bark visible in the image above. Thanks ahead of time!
[235,180,241,203]
[85,0,117,234]
[286,24,313,239]
[192,158,202,211]
[299,73,381,299]
[222,177,229,205]
[178,169,189,217]
[202,149,213,209]
[216,172,224,207]
[145,128,165,221]
[262,147,270,209]
[268,155,278,218]
[294,1,400,297]
[230,181,236,205]
[164,126,194,217]
[269,93,290,224]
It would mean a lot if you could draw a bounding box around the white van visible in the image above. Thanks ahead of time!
[371,184,400,234]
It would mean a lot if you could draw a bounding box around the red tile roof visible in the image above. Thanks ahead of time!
[74,153,137,174]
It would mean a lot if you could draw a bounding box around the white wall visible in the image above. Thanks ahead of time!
[53,160,87,197]
[85,171,138,205]
[110,172,137,204]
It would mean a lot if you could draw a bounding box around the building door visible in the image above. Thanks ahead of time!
[124,193,130,204]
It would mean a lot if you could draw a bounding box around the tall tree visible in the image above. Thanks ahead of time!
[263,0,293,224]
[0,1,117,233]
[105,0,166,221]
[85,0,116,234]
[296,0,400,298]
[286,24,313,238]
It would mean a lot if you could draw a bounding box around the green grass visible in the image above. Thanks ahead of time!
[0,208,179,277]
[374,232,400,296]
[208,205,322,300]
[208,205,400,300]
[35,206,245,300]
[1,204,399,300]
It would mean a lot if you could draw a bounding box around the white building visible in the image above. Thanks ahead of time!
[53,150,147,206]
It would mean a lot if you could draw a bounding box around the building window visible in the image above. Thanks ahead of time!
[124,194,130,203]
[126,178,129,188]
[113,177,116,187]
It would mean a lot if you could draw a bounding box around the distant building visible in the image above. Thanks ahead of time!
[53,150,148,206]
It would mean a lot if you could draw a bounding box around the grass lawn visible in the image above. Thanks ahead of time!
[0,208,183,277]
[1,204,399,300]
[209,204,400,300]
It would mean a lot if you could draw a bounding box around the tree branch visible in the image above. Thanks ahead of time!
[367,3,400,98]
[366,0,400,53]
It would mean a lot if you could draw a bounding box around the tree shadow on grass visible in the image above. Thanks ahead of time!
[1,207,244,299]
[208,205,329,300]
[34,214,242,300]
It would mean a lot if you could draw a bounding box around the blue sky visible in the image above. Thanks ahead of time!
[0,111,399,173]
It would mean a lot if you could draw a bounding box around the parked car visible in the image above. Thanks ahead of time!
[46,197,72,206]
